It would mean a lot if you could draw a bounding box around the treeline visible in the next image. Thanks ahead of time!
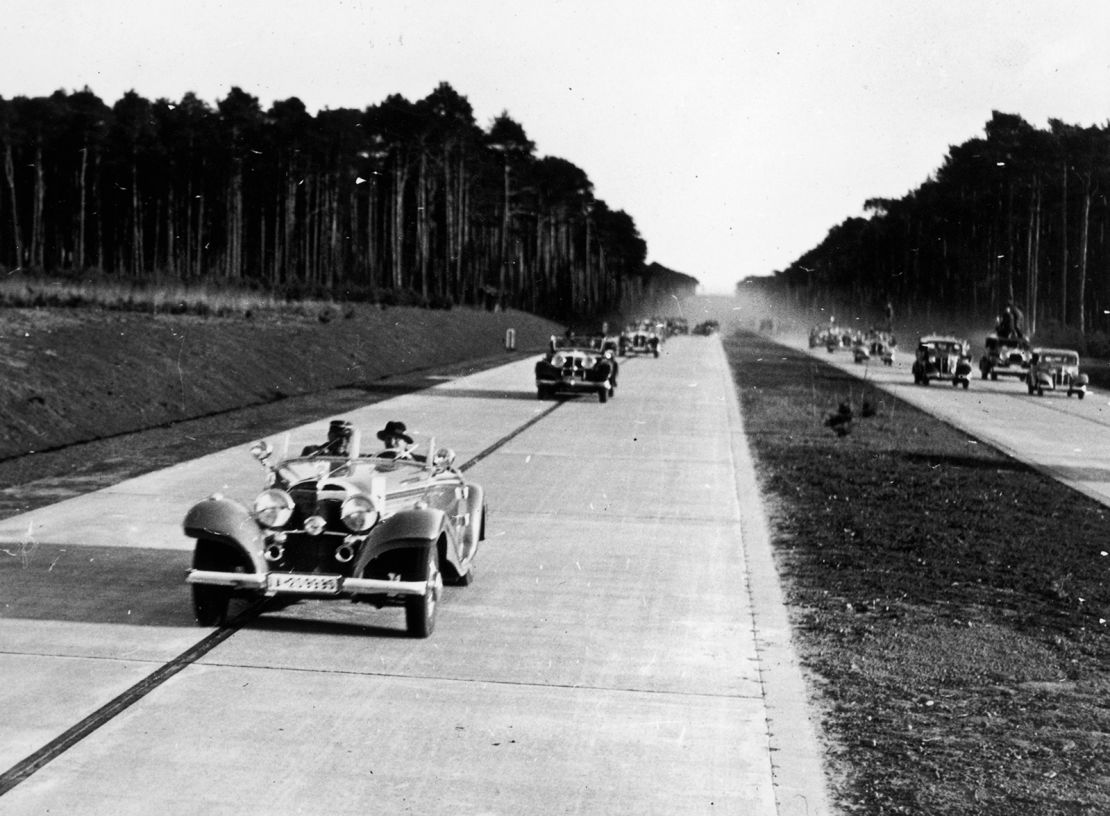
[746,111,1110,338]
[0,82,673,319]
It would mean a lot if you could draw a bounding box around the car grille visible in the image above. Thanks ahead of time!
[271,533,356,576]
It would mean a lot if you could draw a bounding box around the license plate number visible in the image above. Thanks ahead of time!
[267,573,340,594]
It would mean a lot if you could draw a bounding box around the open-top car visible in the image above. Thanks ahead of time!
[535,335,618,402]
[620,322,660,357]
[1027,348,1088,398]
[979,334,1032,381]
[912,335,973,388]
[183,423,484,637]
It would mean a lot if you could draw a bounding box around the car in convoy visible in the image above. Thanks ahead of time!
[619,322,661,357]
[694,319,720,336]
[535,334,618,402]
[852,338,871,363]
[979,334,1032,381]
[1026,348,1088,398]
[183,424,484,637]
[911,335,973,388]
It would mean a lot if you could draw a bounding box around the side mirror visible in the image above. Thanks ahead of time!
[250,440,273,463]
[432,447,456,471]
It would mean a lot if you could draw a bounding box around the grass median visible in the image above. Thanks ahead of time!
[724,330,1109,816]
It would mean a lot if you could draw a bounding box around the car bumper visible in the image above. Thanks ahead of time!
[186,569,429,597]
[537,377,605,392]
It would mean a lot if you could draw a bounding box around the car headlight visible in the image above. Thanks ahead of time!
[341,495,379,533]
[253,489,294,528]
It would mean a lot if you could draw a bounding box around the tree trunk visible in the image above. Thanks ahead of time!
[2,143,20,269]
[1060,157,1068,324]
[1077,181,1091,333]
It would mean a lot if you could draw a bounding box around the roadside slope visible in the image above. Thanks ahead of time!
[0,305,563,460]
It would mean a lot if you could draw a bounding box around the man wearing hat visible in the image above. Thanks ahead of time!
[376,420,420,460]
[302,419,353,456]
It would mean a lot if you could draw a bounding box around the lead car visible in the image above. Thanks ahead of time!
[183,424,485,637]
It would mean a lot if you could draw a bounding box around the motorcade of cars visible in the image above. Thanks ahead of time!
[183,424,484,637]
[535,334,618,402]
[911,335,973,388]
[979,334,1032,381]
[619,322,661,357]
[693,320,720,336]
[1026,348,1088,398]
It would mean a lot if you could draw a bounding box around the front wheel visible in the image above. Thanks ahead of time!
[598,388,608,403]
[193,584,230,627]
[405,545,442,638]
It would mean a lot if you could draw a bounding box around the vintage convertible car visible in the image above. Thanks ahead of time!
[979,334,1032,381]
[1027,348,1088,398]
[911,335,973,388]
[620,322,660,357]
[183,425,484,637]
[535,335,618,402]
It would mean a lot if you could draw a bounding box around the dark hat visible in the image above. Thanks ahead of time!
[376,420,412,444]
[327,419,352,439]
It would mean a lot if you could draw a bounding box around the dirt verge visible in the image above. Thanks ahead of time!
[724,330,1109,816]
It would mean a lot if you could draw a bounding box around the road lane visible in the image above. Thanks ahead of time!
[0,336,831,815]
[790,337,1110,503]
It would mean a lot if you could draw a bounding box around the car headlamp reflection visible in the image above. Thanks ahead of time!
[340,495,379,533]
[253,489,294,528]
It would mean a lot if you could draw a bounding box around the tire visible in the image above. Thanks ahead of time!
[598,388,608,403]
[192,539,235,626]
[193,584,230,627]
[963,381,969,389]
[405,545,441,638]
[537,386,551,400]
[1079,391,1085,400]
[1037,387,1044,396]
[990,372,998,381]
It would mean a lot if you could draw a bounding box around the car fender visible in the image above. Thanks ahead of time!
[463,484,485,549]
[183,496,267,573]
[353,508,447,572]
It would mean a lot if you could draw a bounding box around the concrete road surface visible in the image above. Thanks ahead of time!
[0,336,833,815]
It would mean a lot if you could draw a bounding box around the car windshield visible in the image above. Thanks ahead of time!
[1040,353,1074,365]
[279,454,424,483]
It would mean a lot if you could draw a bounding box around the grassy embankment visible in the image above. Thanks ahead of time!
[0,284,565,461]
[725,330,1108,816]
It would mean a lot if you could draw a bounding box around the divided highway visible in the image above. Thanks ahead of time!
[0,336,832,815]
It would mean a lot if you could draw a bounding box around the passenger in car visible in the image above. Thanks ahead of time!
[375,420,424,461]
[302,419,353,456]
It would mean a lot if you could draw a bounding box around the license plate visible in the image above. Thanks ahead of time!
[267,573,340,595]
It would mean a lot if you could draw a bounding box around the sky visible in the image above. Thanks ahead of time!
[2,1,1110,294]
